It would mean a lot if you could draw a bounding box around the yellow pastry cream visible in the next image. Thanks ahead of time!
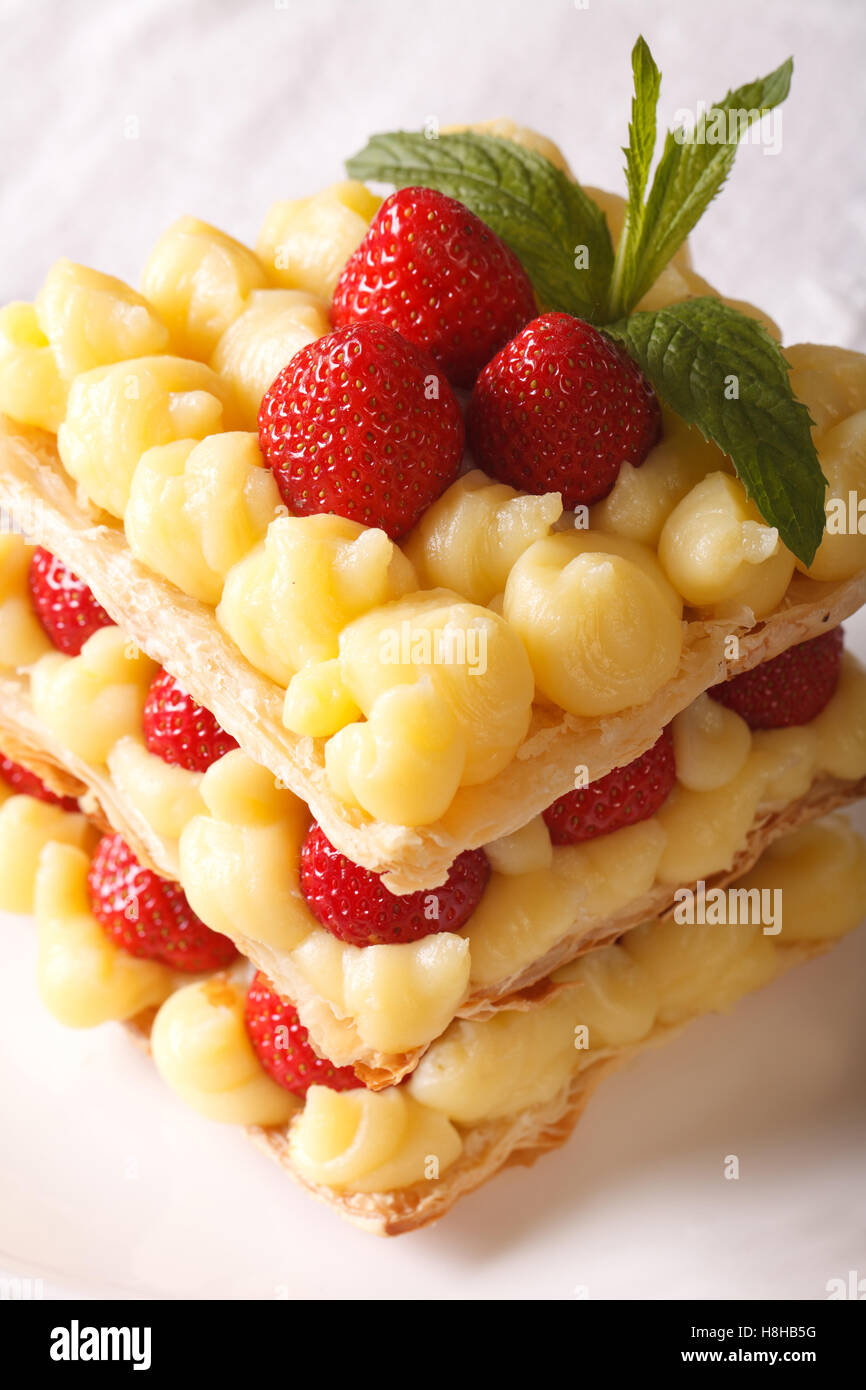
[151,970,297,1126]
[34,842,176,1027]
[0,784,92,914]
[0,535,53,669]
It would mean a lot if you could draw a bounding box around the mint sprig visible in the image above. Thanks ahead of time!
[346,131,614,322]
[606,299,826,566]
[609,49,793,318]
[610,36,661,318]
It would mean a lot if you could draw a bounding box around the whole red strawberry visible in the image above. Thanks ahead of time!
[709,628,844,730]
[0,754,79,811]
[258,321,464,540]
[28,546,114,656]
[244,971,363,1096]
[543,727,676,846]
[467,312,662,508]
[142,668,238,773]
[87,833,237,973]
[300,822,489,946]
[332,187,537,388]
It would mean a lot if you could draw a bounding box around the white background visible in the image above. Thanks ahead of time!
[1,0,865,345]
[0,0,865,1300]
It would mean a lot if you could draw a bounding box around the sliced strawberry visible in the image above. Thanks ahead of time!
[543,727,676,846]
[142,668,238,773]
[87,833,237,973]
[332,186,537,387]
[28,546,114,656]
[0,755,79,811]
[244,971,363,1096]
[468,312,661,509]
[258,321,464,540]
[300,822,489,946]
[708,628,844,729]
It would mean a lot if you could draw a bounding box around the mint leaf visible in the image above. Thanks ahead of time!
[606,298,826,567]
[609,56,793,318]
[610,36,662,323]
[623,37,661,234]
[346,131,614,322]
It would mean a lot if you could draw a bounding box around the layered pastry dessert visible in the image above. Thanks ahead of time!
[1,43,864,1232]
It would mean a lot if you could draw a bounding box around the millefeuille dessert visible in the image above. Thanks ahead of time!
[1,39,865,1231]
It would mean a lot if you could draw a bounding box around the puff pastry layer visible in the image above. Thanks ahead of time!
[2,660,864,1087]
[2,415,865,893]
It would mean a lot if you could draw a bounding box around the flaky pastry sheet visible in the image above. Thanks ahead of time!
[0,672,173,873]
[2,417,865,892]
[2,666,863,1087]
[229,772,866,1087]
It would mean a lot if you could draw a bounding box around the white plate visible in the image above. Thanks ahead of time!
[2,605,865,1301]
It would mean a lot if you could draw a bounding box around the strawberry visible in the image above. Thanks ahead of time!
[543,727,676,846]
[709,628,844,730]
[28,546,114,656]
[244,971,363,1096]
[142,668,238,773]
[331,187,537,388]
[300,822,489,946]
[0,755,79,811]
[258,321,464,540]
[87,833,237,973]
[467,312,662,509]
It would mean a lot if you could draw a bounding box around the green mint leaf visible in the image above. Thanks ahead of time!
[610,35,662,324]
[609,56,793,318]
[623,36,661,228]
[606,298,826,567]
[346,130,614,322]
